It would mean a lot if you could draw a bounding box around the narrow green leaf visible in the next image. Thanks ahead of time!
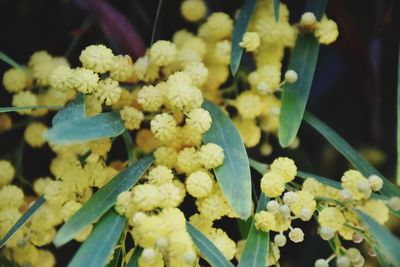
[54,155,153,247]
[0,195,46,249]
[278,0,327,147]
[273,0,279,22]
[375,246,391,267]
[0,254,18,267]
[52,94,85,126]
[0,51,21,68]
[397,43,400,186]
[356,210,400,267]
[238,217,253,238]
[0,106,61,113]
[126,247,143,267]
[238,193,269,267]
[46,112,125,144]
[229,0,258,75]
[106,248,121,267]
[203,101,252,219]
[150,0,164,46]
[122,130,134,165]
[186,222,234,267]
[303,112,400,198]
[68,210,126,267]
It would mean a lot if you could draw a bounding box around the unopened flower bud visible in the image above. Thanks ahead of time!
[283,191,297,205]
[336,256,351,267]
[284,70,298,83]
[279,205,291,218]
[256,81,270,94]
[142,248,156,261]
[339,189,353,201]
[183,250,196,263]
[368,175,383,191]
[156,237,168,249]
[319,226,334,240]
[388,197,400,211]
[346,248,362,262]
[300,12,317,30]
[315,259,329,267]
[267,200,280,213]
[352,232,363,243]
[299,207,312,221]
[357,180,371,194]
[274,234,287,247]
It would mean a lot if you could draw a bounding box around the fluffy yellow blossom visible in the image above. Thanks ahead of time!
[115,191,134,217]
[150,40,177,66]
[12,91,38,114]
[120,106,144,130]
[257,64,282,91]
[0,160,15,186]
[185,108,212,134]
[0,185,24,210]
[341,170,371,200]
[71,68,99,94]
[79,44,114,73]
[44,180,74,206]
[196,188,231,220]
[288,228,304,243]
[110,55,135,82]
[183,62,208,87]
[368,175,383,191]
[137,85,164,112]
[261,171,285,198]
[318,207,345,231]
[234,117,261,148]
[28,50,52,68]
[284,69,298,83]
[49,65,74,91]
[240,32,261,52]
[138,248,164,267]
[3,68,32,93]
[271,213,291,232]
[177,147,202,174]
[315,16,339,45]
[199,12,233,41]
[208,228,236,260]
[154,146,178,168]
[255,211,276,232]
[360,199,389,225]
[131,184,162,211]
[289,190,316,219]
[24,122,48,148]
[61,200,82,221]
[166,83,203,112]
[151,113,178,143]
[147,165,174,185]
[136,129,161,153]
[270,157,297,182]
[0,208,24,247]
[33,177,52,195]
[236,92,263,119]
[198,143,224,169]
[94,78,121,105]
[181,0,207,22]
[131,213,168,248]
[158,182,184,208]
[189,213,213,234]
[186,170,213,198]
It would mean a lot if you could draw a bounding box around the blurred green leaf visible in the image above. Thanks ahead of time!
[122,130,135,165]
[278,0,327,147]
[273,0,279,22]
[230,0,258,75]
[68,210,126,267]
[0,254,18,267]
[397,43,400,186]
[186,222,234,267]
[203,101,252,219]
[52,94,85,125]
[106,248,121,267]
[238,193,269,267]
[0,195,46,249]
[46,112,125,144]
[303,112,400,198]
[54,155,153,247]
[0,51,21,68]
[125,247,143,267]
[237,217,253,238]
[375,246,391,267]
[356,211,400,267]
[0,106,61,113]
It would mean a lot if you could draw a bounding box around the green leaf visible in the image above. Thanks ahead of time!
[0,51,21,68]
[186,222,234,267]
[45,112,125,144]
[273,0,279,22]
[122,130,135,165]
[68,210,126,267]
[52,94,85,126]
[375,246,391,267]
[0,195,46,249]
[0,254,18,267]
[202,101,252,219]
[106,248,121,267]
[0,106,61,113]
[238,193,269,267]
[54,155,153,247]
[303,112,400,198]
[238,217,253,238]
[229,0,258,75]
[150,0,164,45]
[126,247,143,267]
[397,43,400,186]
[356,210,400,267]
[278,0,327,147]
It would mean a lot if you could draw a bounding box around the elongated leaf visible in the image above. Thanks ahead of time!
[68,210,126,267]
[238,193,269,267]
[356,211,400,267]
[106,248,121,267]
[187,222,234,267]
[230,0,258,75]
[0,106,61,113]
[150,0,164,45]
[238,217,253,238]
[203,101,252,219]
[375,246,391,267]
[304,112,400,198]
[273,0,279,22]
[46,112,125,144]
[122,130,134,165]
[397,43,400,186]
[0,254,17,267]
[0,51,21,68]
[126,247,143,267]
[52,94,85,125]
[0,195,46,249]
[54,155,153,247]
[278,0,327,147]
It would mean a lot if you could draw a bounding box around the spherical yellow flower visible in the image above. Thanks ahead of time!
[186,170,213,198]
[24,122,48,148]
[150,113,178,143]
[71,68,99,94]
[110,55,135,82]
[131,184,162,211]
[44,180,74,206]
[149,40,177,66]
[236,92,263,119]
[284,69,298,83]
[208,228,236,260]
[154,146,178,168]
[94,78,121,105]
[135,129,161,153]
[0,185,24,210]
[234,117,261,148]
[12,91,38,115]
[28,50,52,68]
[289,190,316,217]
[199,143,224,169]
[240,32,261,52]
[318,207,345,231]
[199,12,233,41]
[166,83,203,112]
[0,160,15,186]
[49,65,74,91]
[120,106,144,130]
[196,190,230,221]
[138,248,164,267]
[270,157,297,182]
[183,61,208,87]
[115,191,133,217]
[177,147,202,174]
[61,200,82,221]
[368,175,383,192]
[147,165,174,185]
[185,108,212,134]
[137,85,164,112]
[189,213,213,235]
[254,211,276,232]
[341,170,370,200]
[79,44,114,73]
[158,182,184,208]
[181,0,207,22]
[3,68,32,93]
[260,171,285,198]
[360,199,389,225]
[315,16,339,45]
[288,228,304,243]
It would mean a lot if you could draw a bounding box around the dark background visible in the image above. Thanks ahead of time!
[0,0,399,266]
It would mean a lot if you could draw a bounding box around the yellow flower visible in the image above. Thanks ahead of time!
[147,165,174,185]
[2,68,32,93]
[79,44,114,73]
[208,228,236,260]
[198,143,224,169]
[236,92,263,119]
[115,191,134,217]
[131,184,162,211]
[110,55,135,82]
[154,146,178,168]
[185,108,212,134]
[149,40,177,66]
[270,157,297,182]
[181,0,207,22]
[288,228,304,243]
[166,82,203,112]
[196,187,231,220]
[185,170,214,198]
[136,129,161,153]
[289,190,316,217]
[120,106,144,130]
[150,113,178,143]
[71,68,99,94]
[199,12,233,41]
[254,211,276,232]
[157,182,185,208]
[0,185,24,210]
[360,199,389,225]
[240,32,261,52]
[12,91,38,115]
[318,207,345,231]
[183,62,208,87]
[137,85,164,112]
[0,160,15,186]
[94,78,121,105]
[315,16,339,45]
[24,122,48,148]
[61,200,82,221]
[177,147,202,174]
[49,65,74,91]
[260,171,285,198]
[234,117,261,148]
[341,170,370,200]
